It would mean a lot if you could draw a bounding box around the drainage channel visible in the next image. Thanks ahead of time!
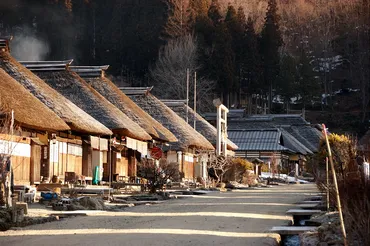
[269,197,324,246]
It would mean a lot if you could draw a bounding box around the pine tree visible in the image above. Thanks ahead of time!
[225,4,244,105]
[187,0,210,28]
[211,23,235,105]
[297,50,320,108]
[241,17,263,113]
[208,0,223,26]
[277,54,298,112]
[260,0,283,113]
[202,0,235,106]
[162,0,190,39]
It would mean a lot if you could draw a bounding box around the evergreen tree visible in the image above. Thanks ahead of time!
[241,17,262,94]
[236,6,247,34]
[297,50,320,108]
[260,0,283,113]
[277,54,298,112]
[187,0,210,28]
[195,0,234,106]
[162,0,191,39]
[210,23,235,105]
[225,4,244,104]
[241,17,263,113]
[208,0,223,26]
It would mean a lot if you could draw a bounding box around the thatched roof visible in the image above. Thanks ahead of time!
[0,51,112,136]
[120,87,214,151]
[71,66,177,142]
[22,63,151,141]
[161,99,238,150]
[0,68,70,132]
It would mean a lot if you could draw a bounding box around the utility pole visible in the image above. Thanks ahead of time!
[186,68,189,123]
[193,72,197,130]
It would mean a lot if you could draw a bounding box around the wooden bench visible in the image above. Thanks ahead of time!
[37,183,63,192]
[269,226,317,235]
[286,209,322,216]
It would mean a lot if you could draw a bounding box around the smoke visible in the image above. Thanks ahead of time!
[11,27,50,61]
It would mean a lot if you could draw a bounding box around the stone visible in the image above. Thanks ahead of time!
[15,202,28,214]
[318,242,328,246]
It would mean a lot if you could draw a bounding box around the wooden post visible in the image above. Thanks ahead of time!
[326,157,330,211]
[193,72,197,130]
[322,124,347,246]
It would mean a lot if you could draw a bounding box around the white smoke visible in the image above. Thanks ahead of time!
[11,27,49,61]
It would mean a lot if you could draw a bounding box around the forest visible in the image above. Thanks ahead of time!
[0,0,369,135]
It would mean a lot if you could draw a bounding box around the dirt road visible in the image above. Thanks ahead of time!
[0,184,318,246]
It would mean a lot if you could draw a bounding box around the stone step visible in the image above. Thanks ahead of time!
[296,203,319,209]
[269,226,317,235]
[286,209,322,216]
[307,195,323,201]
[300,200,322,204]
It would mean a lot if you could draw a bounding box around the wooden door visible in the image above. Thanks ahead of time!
[30,143,42,184]
[40,145,49,180]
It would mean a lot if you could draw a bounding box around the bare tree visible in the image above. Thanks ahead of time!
[0,109,15,208]
[137,158,181,193]
[150,34,216,112]
[208,155,234,183]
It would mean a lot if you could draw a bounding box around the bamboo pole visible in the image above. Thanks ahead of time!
[326,157,330,211]
[322,124,347,246]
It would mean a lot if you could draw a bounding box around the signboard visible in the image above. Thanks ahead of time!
[150,147,163,160]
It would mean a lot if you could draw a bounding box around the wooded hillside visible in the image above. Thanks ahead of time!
[0,0,369,135]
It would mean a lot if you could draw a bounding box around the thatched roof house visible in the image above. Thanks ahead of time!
[0,51,112,136]
[161,99,238,150]
[0,68,69,132]
[70,66,177,143]
[120,87,214,151]
[20,61,151,141]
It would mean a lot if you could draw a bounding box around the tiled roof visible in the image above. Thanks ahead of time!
[228,129,290,152]
[281,129,313,155]
[227,114,321,153]
[283,126,322,152]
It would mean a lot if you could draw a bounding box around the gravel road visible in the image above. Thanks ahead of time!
[0,184,318,246]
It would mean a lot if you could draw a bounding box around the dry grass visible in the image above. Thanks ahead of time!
[317,166,370,245]
[0,51,112,135]
[0,68,69,132]
[36,70,151,141]
[85,76,177,142]
[130,93,214,150]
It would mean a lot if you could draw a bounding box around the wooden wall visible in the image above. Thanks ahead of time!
[115,156,128,177]
[49,140,83,179]
[12,156,30,184]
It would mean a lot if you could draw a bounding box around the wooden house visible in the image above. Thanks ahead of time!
[0,68,70,185]
[120,87,214,182]
[225,114,321,173]
[20,61,152,182]
[161,100,238,179]
[0,46,112,184]
[70,66,178,181]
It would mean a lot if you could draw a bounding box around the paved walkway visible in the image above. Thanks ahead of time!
[0,184,319,246]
